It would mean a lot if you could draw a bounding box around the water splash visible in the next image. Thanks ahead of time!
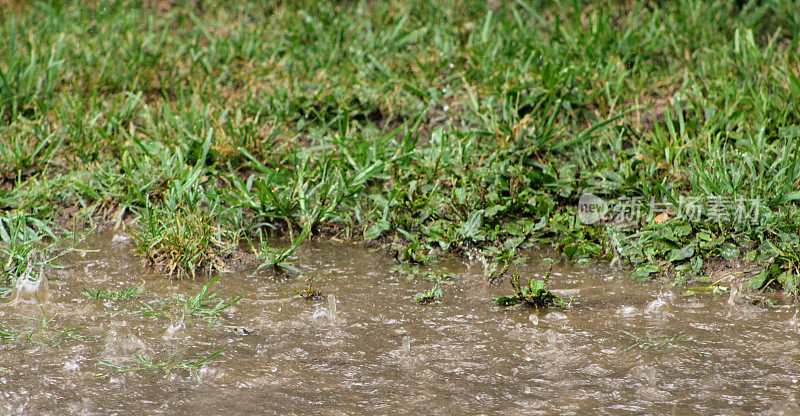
[62,361,80,374]
[3,265,49,307]
[162,315,186,340]
[616,305,638,317]
[546,311,568,321]
[112,234,130,244]
[102,324,151,361]
[312,294,339,324]
[727,286,739,306]
[544,329,558,345]
[402,336,411,357]
[326,294,338,323]
[632,365,667,400]
[644,293,670,317]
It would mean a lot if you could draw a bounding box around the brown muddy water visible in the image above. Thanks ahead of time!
[2,232,800,415]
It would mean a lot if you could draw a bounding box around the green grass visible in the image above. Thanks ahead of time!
[0,211,83,294]
[0,0,799,293]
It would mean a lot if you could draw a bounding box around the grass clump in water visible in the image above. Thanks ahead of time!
[13,302,91,347]
[623,331,686,351]
[254,225,310,275]
[492,273,565,308]
[0,213,53,288]
[131,205,236,279]
[0,325,14,341]
[176,275,242,319]
[414,283,443,304]
[0,212,85,298]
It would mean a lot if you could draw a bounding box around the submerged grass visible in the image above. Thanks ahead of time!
[7,302,91,347]
[95,348,225,379]
[136,275,241,326]
[83,284,145,301]
[1,0,799,294]
[294,276,323,300]
[623,330,686,351]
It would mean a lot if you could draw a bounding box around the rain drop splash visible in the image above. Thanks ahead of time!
[402,336,411,357]
[727,286,739,306]
[544,329,558,345]
[616,305,638,317]
[3,265,49,306]
[326,294,338,324]
[162,316,186,340]
[644,293,669,316]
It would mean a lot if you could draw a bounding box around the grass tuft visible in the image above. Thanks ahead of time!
[131,205,236,278]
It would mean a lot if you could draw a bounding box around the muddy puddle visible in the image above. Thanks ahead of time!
[2,231,800,415]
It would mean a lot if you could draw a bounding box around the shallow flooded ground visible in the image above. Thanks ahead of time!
[1,231,799,415]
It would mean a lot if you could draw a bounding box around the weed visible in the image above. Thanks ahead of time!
[492,264,566,308]
[746,232,800,294]
[295,276,323,300]
[413,272,455,304]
